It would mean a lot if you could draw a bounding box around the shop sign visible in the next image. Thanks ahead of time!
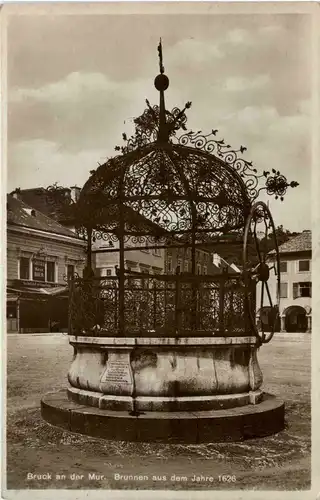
[33,260,45,281]
[13,279,61,288]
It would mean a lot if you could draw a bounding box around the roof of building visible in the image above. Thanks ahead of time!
[276,230,312,254]
[15,188,56,217]
[12,187,74,223]
[7,194,81,239]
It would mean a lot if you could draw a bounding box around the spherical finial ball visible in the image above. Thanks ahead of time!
[154,74,169,91]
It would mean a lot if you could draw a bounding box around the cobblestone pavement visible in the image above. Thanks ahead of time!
[6,332,311,490]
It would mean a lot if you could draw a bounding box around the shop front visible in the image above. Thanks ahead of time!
[7,281,69,333]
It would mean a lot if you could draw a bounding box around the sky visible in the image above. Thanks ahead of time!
[6,11,313,232]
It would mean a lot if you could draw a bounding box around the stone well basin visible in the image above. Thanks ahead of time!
[67,335,264,412]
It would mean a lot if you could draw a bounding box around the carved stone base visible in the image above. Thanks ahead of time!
[67,336,264,401]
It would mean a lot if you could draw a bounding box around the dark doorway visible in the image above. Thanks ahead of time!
[49,296,68,332]
[258,306,280,333]
[285,306,307,333]
[20,299,49,331]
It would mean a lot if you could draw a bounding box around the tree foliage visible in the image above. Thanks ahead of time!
[259,225,299,253]
[216,225,299,268]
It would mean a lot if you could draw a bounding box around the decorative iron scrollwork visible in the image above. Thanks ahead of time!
[176,131,299,201]
[259,169,299,201]
[68,273,248,337]
[115,101,192,154]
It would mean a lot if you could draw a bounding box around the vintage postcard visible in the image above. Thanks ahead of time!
[1,2,319,499]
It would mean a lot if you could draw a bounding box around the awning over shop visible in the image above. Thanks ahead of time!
[26,286,68,296]
[7,293,19,302]
[7,285,68,299]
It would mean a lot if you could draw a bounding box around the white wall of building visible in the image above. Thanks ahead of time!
[256,252,311,332]
[93,237,165,276]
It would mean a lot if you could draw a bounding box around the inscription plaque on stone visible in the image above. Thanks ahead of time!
[101,361,131,384]
[100,351,134,396]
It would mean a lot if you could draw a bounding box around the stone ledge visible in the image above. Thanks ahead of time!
[41,391,285,443]
[68,335,259,347]
[67,387,263,411]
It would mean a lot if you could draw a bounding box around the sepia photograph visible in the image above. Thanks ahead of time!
[2,2,318,498]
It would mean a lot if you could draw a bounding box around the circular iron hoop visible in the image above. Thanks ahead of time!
[243,201,280,344]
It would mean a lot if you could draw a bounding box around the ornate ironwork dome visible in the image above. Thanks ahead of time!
[78,139,253,241]
[77,40,297,252]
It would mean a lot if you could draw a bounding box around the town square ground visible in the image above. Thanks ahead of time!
[6,331,310,490]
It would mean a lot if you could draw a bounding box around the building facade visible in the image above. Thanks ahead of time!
[164,247,240,276]
[93,238,165,277]
[165,246,209,275]
[94,240,239,280]
[257,230,312,333]
[7,194,86,333]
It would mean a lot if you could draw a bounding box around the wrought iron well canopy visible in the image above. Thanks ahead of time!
[70,40,298,344]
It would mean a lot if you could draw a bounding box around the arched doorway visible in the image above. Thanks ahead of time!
[258,307,280,333]
[284,306,307,333]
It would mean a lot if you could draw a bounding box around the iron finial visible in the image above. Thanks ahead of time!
[158,38,164,74]
[155,39,169,142]
[155,39,169,93]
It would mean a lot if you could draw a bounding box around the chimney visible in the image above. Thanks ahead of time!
[11,188,21,199]
[70,186,81,203]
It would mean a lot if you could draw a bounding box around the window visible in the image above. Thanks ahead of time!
[197,264,202,275]
[67,264,75,280]
[300,282,312,297]
[46,261,55,282]
[184,260,189,272]
[19,257,30,279]
[203,265,207,275]
[101,268,112,277]
[20,257,57,282]
[298,260,310,272]
[279,282,288,298]
[293,282,312,299]
[279,261,287,273]
[177,259,182,272]
[167,257,172,273]
[33,259,46,281]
